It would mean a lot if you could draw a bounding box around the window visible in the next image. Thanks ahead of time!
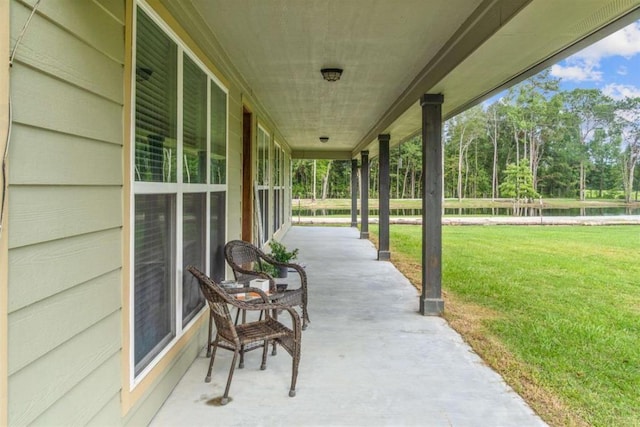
[133,194,175,372]
[132,4,228,381]
[273,143,285,232]
[256,126,270,246]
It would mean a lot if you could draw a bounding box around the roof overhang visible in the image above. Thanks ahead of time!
[159,0,640,159]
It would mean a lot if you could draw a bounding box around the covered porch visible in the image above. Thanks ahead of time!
[150,226,546,426]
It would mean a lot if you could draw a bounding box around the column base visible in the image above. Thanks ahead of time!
[419,298,444,316]
[350,221,358,227]
[360,231,369,239]
[377,250,390,261]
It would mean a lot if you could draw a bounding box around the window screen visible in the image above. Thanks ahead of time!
[134,194,176,375]
[135,9,177,183]
[182,193,206,326]
[210,192,226,282]
[183,56,207,184]
[211,84,227,184]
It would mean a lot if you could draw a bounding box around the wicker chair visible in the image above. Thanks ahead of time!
[188,266,301,404]
[224,239,310,330]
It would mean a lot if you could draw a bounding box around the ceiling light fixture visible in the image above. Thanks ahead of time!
[319,136,329,143]
[320,68,343,82]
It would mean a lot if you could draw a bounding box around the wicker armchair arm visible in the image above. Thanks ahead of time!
[258,252,292,268]
[270,304,302,339]
[230,265,273,283]
[280,305,302,338]
[256,252,308,292]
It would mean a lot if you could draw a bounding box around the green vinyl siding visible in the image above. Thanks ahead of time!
[17,0,124,61]
[86,394,121,427]
[8,270,121,375]
[10,1,124,104]
[32,354,121,427]
[8,313,121,426]
[226,93,243,240]
[10,63,123,144]
[8,229,121,313]
[7,0,124,425]
[9,124,122,186]
[8,186,122,249]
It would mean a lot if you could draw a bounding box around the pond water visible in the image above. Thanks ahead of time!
[293,207,640,217]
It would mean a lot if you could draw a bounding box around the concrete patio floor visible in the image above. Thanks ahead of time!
[150,226,547,427]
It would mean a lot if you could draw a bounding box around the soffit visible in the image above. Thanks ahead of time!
[167,0,640,158]
[186,0,484,153]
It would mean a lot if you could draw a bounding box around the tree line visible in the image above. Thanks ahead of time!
[292,70,640,203]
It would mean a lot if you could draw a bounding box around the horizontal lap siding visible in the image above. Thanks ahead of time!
[86,393,122,427]
[8,228,122,312]
[8,0,124,425]
[8,313,121,426]
[226,89,243,240]
[8,269,121,375]
[8,186,122,249]
[11,63,122,144]
[32,354,121,427]
[9,124,122,186]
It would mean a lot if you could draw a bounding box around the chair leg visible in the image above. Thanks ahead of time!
[206,314,213,357]
[239,344,246,368]
[234,307,241,325]
[221,350,239,405]
[289,344,300,398]
[260,340,268,370]
[302,306,310,330]
[205,337,219,383]
[270,309,278,356]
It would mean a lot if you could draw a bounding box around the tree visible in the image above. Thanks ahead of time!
[292,159,313,198]
[587,128,620,197]
[448,106,486,200]
[486,103,504,200]
[398,137,422,198]
[499,160,540,215]
[320,160,332,200]
[562,89,615,200]
[614,97,640,203]
[503,70,562,193]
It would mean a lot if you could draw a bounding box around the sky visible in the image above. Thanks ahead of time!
[549,20,640,100]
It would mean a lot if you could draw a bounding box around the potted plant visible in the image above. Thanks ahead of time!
[268,240,299,278]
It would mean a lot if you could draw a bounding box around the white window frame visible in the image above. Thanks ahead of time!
[130,1,229,388]
[273,141,285,233]
[256,125,271,245]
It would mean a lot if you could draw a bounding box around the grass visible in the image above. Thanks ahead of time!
[369,224,640,427]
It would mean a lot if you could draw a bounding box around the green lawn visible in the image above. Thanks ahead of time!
[371,224,640,427]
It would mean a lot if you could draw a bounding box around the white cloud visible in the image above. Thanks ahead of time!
[550,64,602,81]
[550,22,640,83]
[617,65,628,75]
[602,83,640,100]
[575,22,640,62]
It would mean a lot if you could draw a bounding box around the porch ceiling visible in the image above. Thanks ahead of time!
[166,0,640,159]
